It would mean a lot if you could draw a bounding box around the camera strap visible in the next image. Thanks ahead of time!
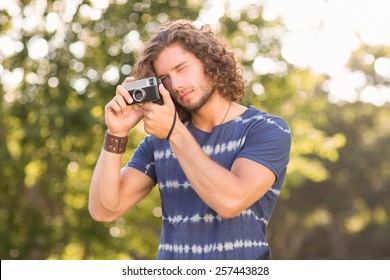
[166,108,177,142]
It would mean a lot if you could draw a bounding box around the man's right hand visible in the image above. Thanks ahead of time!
[104,77,144,136]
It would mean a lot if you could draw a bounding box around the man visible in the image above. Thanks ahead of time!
[89,19,291,259]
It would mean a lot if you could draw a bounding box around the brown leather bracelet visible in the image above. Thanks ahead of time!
[103,130,128,154]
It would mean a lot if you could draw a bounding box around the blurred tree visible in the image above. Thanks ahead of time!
[2,0,386,260]
[0,0,200,260]
[268,101,390,259]
[268,43,390,259]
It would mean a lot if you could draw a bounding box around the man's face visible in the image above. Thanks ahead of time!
[153,44,214,112]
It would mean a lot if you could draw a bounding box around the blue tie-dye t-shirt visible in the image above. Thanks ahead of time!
[127,106,291,259]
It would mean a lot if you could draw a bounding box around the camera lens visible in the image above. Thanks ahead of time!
[132,89,146,102]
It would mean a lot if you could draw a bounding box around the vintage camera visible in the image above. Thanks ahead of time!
[124,77,161,105]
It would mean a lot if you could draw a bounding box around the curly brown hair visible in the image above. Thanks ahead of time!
[132,19,246,121]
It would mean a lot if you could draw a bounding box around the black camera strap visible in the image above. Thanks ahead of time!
[166,108,177,142]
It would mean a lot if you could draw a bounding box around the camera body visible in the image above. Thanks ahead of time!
[124,77,161,105]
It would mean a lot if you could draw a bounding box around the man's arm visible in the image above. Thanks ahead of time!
[88,149,155,222]
[141,85,278,219]
[168,122,276,219]
[88,77,154,222]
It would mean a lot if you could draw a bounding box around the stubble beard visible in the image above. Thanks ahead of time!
[177,78,216,113]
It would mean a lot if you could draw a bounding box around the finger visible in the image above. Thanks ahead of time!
[108,94,131,116]
[122,76,136,84]
[115,94,129,110]
[159,83,174,107]
[114,77,135,105]
[116,84,133,105]
[105,99,122,114]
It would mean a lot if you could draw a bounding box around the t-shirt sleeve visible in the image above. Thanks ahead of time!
[126,135,157,184]
[238,116,291,180]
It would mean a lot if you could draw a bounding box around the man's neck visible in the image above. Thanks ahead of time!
[191,94,232,132]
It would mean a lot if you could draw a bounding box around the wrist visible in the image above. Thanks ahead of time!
[166,120,185,145]
[103,130,129,154]
[106,128,129,138]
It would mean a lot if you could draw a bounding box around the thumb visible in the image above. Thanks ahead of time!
[159,83,174,107]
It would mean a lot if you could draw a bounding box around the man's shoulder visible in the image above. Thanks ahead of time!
[236,106,290,132]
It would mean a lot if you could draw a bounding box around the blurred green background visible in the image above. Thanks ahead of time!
[1,0,389,259]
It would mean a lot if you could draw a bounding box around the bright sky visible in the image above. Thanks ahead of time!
[201,0,390,106]
[1,0,390,106]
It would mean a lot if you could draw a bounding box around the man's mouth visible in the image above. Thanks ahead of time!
[179,90,193,100]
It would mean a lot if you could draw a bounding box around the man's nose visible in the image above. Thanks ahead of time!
[171,75,184,93]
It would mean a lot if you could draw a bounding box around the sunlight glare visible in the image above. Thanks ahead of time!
[374,58,390,80]
[263,0,390,105]
[46,12,61,33]
[0,36,24,57]
[69,41,86,59]
[27,36,49,60]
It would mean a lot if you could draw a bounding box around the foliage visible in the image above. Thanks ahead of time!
[268,101,390,259]
[1,0,389,259]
